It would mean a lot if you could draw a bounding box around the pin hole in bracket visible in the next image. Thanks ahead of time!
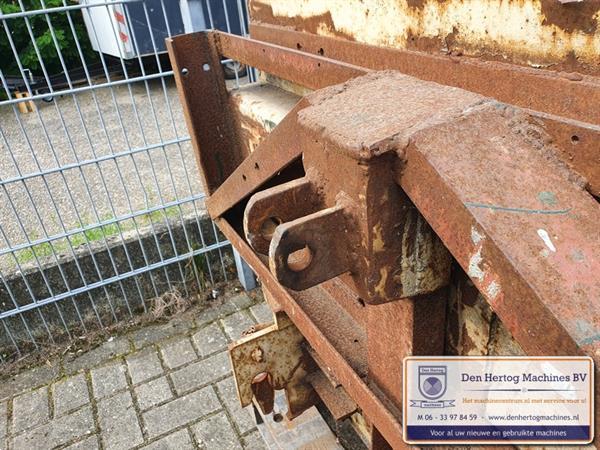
[260,217,282,240]
[286,245,313,272]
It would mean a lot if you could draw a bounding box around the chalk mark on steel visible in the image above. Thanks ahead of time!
[465,202,571,215]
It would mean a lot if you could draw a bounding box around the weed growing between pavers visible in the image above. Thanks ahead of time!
[0,281,248,378]
[151,289,190,320]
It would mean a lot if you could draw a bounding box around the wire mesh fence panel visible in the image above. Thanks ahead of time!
[0,0,252,363]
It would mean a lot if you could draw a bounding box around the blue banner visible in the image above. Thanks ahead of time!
[406,425,591,441]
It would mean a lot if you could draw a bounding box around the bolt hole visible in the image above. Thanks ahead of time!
[260,217,282,240]
[254,162,260,170]
[287,245,313,272]
[318,47,324,55]
[571,135,580,144]
[262,48,265,52]
[181,67,189,75]
[353,339,359,343]
[296,42,302,50]
[273,413,283,423]
[202,63,210,71]
[317,62,321,67]
[242,174,247,181]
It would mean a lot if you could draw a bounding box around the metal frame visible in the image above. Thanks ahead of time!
[168,29,599,448]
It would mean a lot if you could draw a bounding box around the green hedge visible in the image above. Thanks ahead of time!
[0,0,97,77]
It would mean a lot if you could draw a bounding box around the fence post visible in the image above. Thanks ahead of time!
[233,249,256,291]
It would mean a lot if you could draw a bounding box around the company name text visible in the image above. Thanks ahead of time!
[461,372,588,384]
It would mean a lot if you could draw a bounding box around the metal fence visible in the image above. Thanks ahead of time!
[0,0,252,364]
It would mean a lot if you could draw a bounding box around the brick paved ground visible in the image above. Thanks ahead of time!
[0,292,274,450]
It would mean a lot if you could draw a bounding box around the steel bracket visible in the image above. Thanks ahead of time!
[241,121,452,303]
[229,311,317,419]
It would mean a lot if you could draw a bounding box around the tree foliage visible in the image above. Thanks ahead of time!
[0,0,97,77]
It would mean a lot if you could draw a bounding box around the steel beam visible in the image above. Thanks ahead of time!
[243,27,600,198]
[167,32,248,194]
[249,24,600,126]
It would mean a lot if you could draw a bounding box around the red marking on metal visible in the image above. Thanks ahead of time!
[114,10,125,23]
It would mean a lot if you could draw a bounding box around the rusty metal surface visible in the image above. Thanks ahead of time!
[367,290,447,409]
[249,25,600,197]
[241,79,454,303]
[292,69,599,364]
[168,30,600,448]
[250,24,600,125]
[228,311,317,418]
[186,30,600,197]
[308,370,358,421]
[293,286,368,378]
[320,276,367,329]
[206,99,310,219]
[217,217,407,449]
[234,70,597,446]
[269,204,351,290]
[166,32,248,194]
[248,1,600,76]
[244,177,318,253]
[217,32,367,91]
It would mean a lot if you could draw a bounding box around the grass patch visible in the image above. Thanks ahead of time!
[12,205,184,265]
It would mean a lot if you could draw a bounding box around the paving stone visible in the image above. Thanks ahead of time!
[217,377,255,434]
[194,299,237,327]
[135,377,173,410]
[192,411,243,450]
[141,429,194,450]
[64,435,100,450]
[230,293,254,311]
[143,386,220,438]
[0,362,59,400]
[91,362,128,399]
[192,322,228,357]
[221,311,255,341]
[171,352,230,394]
[53,374,90,416]
[11,406,94,450]
[97,391,143,450]
[0,401,6,438]
[129,321,191,350]
[160,338,197,369]
[249,302,273,324]
[126,349,164,384]
[243,430,268,450]
[64,337,130,374]
[12,387,49,432]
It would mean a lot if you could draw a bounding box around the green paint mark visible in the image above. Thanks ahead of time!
[537,191,558,206]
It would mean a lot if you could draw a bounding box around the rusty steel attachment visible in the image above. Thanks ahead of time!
[229,311,317,419]
[241,94,452,303]
[168,30,600,449]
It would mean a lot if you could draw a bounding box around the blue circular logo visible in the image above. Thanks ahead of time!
[422,377,443,397]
